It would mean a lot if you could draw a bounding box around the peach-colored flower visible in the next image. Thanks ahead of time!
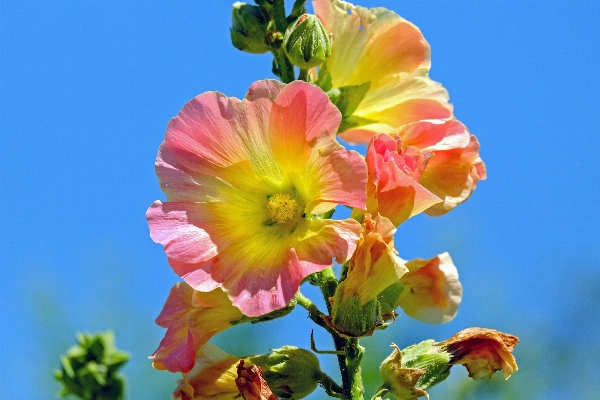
[151,282,243,373]
[325,214,407,337]
[434,328,519,380]
[395,252,462,324]
[337,214,407,305]
[313,0,452,143]
[399,119,486,216]
[147,79,367,317]
[361,134,441,226]
[172,344,248,400]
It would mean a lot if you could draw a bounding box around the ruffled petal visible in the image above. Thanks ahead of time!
[397,252,462,324]
[314,0,430,88]
[364,134,441,226]
[151,283,243,373]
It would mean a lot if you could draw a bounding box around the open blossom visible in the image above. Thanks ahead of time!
[396,252,463,324]
[379,252,462,324]
[147,79,367,317]
[362,133,441,226]
[398,119,486,216]
[434,328,519,380]
[151,282,243,373]
[313,0,452,143]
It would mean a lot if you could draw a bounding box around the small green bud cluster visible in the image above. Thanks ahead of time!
[54,331,130,400]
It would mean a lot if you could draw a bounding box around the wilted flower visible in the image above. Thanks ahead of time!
[235,361,278,400]
[362,134,441,226]
[313,0,452,142]
[147,79,367,317]
[151,282,243,373]
[434,328,519,380]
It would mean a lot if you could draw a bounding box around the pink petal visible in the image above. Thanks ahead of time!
[146,201,218,264]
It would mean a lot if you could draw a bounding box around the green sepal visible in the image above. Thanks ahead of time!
[378,282,404,321]
[401,340,452,391]
[326,82,376,133]
[330,294,383,337]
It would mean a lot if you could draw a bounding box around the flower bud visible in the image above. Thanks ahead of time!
[283,14,331,69]
[379,341,450,400]
[250,346,323,399]
[230,2,271,54]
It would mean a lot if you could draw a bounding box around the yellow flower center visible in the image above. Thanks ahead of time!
[267,193,297,224]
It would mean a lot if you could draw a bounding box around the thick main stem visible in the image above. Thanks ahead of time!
[315,268,365,400]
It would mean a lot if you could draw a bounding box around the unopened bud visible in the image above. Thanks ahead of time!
[230,2,271,54]
[283,14,331,69]
[250,346,323,399]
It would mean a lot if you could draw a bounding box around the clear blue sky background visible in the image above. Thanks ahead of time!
[1,1,599,399]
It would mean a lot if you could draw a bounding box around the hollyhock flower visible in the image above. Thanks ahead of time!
[313,0,452,143]
[434,328,519,380]
[362,133,441,226]
[380,252,462,324]
[326,213,407,337]
[172,344,249,400]
[151,282,243,373]
[147,79,366,317]
[397,252,462,324]
[399,119,486,216]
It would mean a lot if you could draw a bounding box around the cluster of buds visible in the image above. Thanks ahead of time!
[54,331,129,400]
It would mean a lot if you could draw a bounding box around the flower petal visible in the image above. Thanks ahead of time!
[397,252,462,324]
[151,283,243,373]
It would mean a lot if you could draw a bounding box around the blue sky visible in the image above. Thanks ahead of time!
[1,1,599,398]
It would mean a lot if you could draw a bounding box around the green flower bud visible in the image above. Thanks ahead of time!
[324,291,383,338]
[250,346,323,399]
[283,14,331,69]
[230,2,271,54]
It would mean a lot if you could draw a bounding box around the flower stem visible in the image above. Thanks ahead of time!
[307,268,366,400]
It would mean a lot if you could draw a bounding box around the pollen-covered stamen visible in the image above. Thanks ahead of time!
[267,193,298,224]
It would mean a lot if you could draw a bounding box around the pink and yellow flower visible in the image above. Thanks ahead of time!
[396,252,463,324]
[398,119,486,216]
[362,133,441,226]
[147,79,367,317]
[151,282,243,373]
[313,0,452,143]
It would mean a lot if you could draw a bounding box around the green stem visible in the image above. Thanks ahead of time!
[272,49,295,83]
[311,268,366,400]
[298,68,309,81]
